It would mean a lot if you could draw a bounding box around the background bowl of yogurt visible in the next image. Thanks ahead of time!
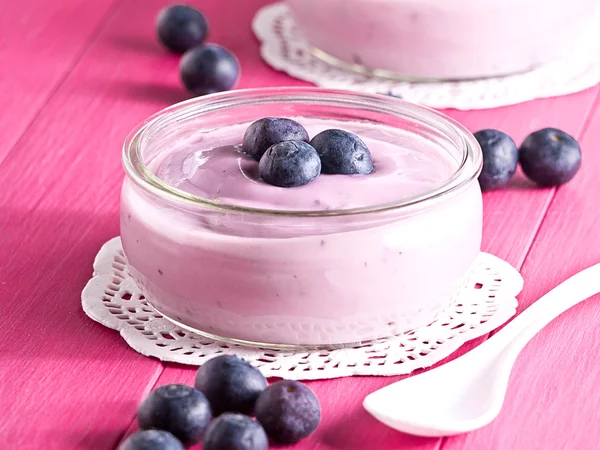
[285,0,598,80]
[120,87,483,348]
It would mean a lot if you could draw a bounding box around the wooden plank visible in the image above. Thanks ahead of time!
[0,0,181,447]
[441,97,600,450]
[0,0,121,165]
[0,0,289,448]
[1,0,599,448]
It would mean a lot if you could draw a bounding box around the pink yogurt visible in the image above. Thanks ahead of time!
[120,89,483,347]
[148,121,457,211]
[286,0,598,80]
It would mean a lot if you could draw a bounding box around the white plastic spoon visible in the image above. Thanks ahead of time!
[363,263,600,437]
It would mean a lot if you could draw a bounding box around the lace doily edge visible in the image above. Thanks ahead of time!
[252,2,600,110]
[82,237,522,379]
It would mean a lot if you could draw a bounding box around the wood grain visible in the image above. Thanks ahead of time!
[0,0,287,448]
[441,97,600,450]
[1,0,599,449]
[0,0,121,165]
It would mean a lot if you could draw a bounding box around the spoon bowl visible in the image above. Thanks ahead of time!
[364,346,512,436]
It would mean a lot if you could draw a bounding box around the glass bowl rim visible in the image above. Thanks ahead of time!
[122,86,482,218]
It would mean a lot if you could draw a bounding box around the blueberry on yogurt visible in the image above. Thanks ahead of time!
[519,128,582,187]
[243,118,310,161]
[474,129,519,191]
[259,140,322,188]
[309,129,374,175]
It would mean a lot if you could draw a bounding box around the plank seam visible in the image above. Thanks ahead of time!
[109,365,164,449]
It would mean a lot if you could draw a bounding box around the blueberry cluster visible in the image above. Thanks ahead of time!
[156,5,240,96]
[119,355,321,450]
[475,128,582,192]
[242,117,374,187]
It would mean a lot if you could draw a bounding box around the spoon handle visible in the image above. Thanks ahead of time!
[484,263,600,356]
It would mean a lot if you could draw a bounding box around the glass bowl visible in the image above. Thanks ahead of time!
[120,87,483,348]
[285,0,598,81]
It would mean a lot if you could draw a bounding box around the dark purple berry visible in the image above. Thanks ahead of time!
[156,5,208,54]
[519,128,582,187]
[259,141,321,188]
[242,117,309,161]
[309,129,374,175]
[137,384,212,446]
[474,129,519,191]
[180,44,239,96]
[119,430,184,450]
[254,380,321,444]
[195,355,268,416]
[203,413,269,450]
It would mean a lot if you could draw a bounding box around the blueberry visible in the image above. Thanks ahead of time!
[119,430,184,450]
[180,44,239,96]
[473,129,519,191]
[195,355,268,416]
[242,118,310,161]
[254,380,321,444]
[137,384,212,446]
[309,129,374,175]
[519,128,582,187]
[259,141,321,188]
[156,5,208,54]
[203,413,269,450]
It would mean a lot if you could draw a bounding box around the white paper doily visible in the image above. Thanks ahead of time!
[82,237,523,380]
[253,3,600,110]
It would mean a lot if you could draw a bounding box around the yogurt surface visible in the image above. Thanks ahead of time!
[147,119,457,211]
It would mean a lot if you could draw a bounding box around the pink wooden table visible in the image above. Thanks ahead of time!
[2,1,600,449]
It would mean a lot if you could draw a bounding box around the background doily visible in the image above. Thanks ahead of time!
[82,238,523,380]
[253,3,600,110]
